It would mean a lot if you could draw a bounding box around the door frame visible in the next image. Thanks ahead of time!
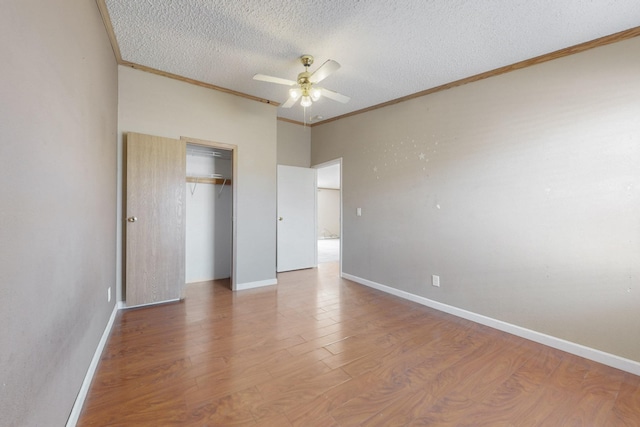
[313,158,343,275]
[181,136,238,291]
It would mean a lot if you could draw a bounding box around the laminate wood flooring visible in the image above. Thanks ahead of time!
[78,263,640,426]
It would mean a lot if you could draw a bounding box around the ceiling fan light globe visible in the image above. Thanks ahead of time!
[300,95,312,107]
[289,87,301,99]
[310,87,322,101]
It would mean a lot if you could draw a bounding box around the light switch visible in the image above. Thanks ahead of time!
[356,207,362,216]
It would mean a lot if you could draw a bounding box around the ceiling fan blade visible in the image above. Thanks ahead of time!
[281,94,299,108]
[253,74,296,86]
[310,60,340,83]
[320,87,350,104]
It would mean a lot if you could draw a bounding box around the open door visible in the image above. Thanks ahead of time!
[277,165,316,272]
[125,132,186,307]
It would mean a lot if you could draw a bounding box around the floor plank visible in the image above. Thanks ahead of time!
[78,262,640,426]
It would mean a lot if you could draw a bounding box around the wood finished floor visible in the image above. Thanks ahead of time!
[79,263,640,426]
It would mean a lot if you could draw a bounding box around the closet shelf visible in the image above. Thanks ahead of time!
[186,175,231,185]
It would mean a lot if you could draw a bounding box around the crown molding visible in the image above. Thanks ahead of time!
[313,26,640,127]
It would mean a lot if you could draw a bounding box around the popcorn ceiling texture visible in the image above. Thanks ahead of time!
[105,0,640,122]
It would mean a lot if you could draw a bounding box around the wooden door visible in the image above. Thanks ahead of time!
[125,132,186,307]
[277,165,317,272]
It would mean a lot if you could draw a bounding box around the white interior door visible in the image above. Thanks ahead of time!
[277,165,317,272]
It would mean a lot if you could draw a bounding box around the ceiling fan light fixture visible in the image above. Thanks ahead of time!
[310,86,322,101]
[289,87,301,99]
[254,55,349,110]
[300,95,312,107]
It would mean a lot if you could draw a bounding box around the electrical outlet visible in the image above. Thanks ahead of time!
[432,275,440,287]
[108,287,111,302]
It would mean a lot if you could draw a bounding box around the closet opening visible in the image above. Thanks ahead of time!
[185,141,235,290]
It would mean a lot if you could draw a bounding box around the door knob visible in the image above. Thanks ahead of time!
[278,217,283,221]
[127,216,137,222]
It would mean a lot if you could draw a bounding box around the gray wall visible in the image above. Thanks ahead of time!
[117,66,277,293]
[0,1,118,425]
[312,37,640,362]
[277,120,311,167]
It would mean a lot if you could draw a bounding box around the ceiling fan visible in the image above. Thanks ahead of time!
[253,55,350,108]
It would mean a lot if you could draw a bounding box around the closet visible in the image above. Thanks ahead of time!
[185,143,233,283]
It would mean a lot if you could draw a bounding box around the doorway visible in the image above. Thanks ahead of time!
[314,159,342,269]
[124,133,238,308]
[182,136,238,290]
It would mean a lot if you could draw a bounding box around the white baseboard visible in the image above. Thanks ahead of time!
[235,278,277,291]
[66,303,119,427]
[341,273,640,376]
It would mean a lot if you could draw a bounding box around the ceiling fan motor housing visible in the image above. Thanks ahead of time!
[297,72,311,87]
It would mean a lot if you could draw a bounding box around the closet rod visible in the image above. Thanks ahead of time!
[186,149,223,158]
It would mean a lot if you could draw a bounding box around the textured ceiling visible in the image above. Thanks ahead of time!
[104,0,640,123]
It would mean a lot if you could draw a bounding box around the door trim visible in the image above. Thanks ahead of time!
[181,136,238,291]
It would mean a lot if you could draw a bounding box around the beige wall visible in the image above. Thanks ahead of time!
[117,66,278,294]
[277,120,311,167]
[312,37,640,362]
[0,1,118,425]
